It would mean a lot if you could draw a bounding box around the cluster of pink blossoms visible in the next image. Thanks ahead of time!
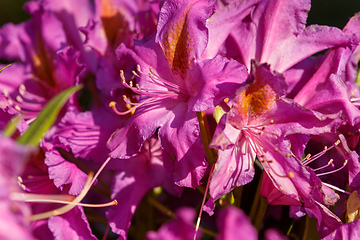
[1,0,360,239]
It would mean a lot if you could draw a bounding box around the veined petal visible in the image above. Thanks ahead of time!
[159,102,207,188]
[107,98,177,159]
[48,206,97,240]
[295,73,360,126]
[187,55,248,112]
[322,218,360,240]
[202,0,260,59]
[56,108,124,165]
[156,0,213,78]
[268,25,356,73]
[209,137,256,200]
[305,201,342,238]
[229,0,355,72]
[44,147,88,195]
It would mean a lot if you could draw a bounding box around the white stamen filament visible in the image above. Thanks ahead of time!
[10,192,117,208]
[13,157,116,221]
[322,182,351,195]
[242,129,290,178]
[29,173,94,221]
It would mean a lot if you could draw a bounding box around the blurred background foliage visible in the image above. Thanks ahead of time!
[0,0,359,29]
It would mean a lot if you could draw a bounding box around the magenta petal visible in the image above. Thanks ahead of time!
[44,147,88,195]
[344,13,360,84]
[48,206,97,240]
[260,173,304,206]
[305,201,342,238]
[158,103,207,188]
[216,205,257,240]
[210,137,256,201]
[146,207,198,240]
[0,202,36,240]
[203,0,261,59]
[264,229,288,240]
[107,139,175,238]
[261,21,354,73]
[0,22,24,60]
[295,73,360,126]
[323,218,360,240]
[156,0,213,66]
[56,108,124,163]
[229,0,355,72]
[188,56,248,112]
[0,135,35,240]
[108,100,175,159]
[52,47,85,89]
[40,0,93,28]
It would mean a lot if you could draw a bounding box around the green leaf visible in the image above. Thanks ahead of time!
[3,114,22,137]
[17,84,83,146]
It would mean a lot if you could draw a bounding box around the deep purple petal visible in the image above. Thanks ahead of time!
[52,47,85,89]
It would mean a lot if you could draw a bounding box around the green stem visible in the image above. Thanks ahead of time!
[196,111,216,165]
[253,197,267,231]
[286,219,295,236]
[147,195,217,238]
[249,171,267,231]
[233,186,244,207]
[147,195,175,218]
[3,114,21,138]
[301,214,320,240]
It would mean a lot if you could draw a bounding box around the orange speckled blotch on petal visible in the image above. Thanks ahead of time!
[100,0,118,17]
[245,83,276,116]
[99,0,129,47]
[233,81,276,124]
[162,8,194,78]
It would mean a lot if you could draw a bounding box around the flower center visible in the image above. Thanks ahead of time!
[110,65,187,115]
